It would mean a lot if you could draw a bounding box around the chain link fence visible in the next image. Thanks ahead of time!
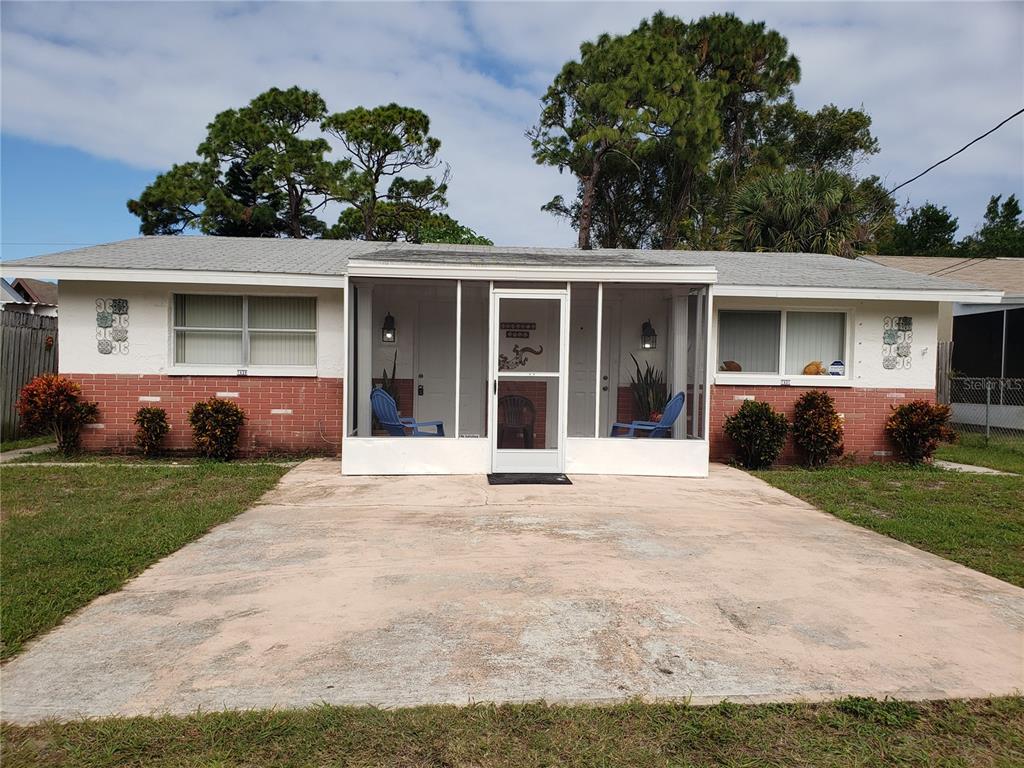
[946,377,1024,442]
[936,341,1024,445]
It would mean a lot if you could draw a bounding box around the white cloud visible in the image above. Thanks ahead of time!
[2,1,1021,243]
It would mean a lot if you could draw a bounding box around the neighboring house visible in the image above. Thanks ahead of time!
[2,237,1000,475]
[0,277,59,316]
[864,256,1023,380]
[1,278,25,306]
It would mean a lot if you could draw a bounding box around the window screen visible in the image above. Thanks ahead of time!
[247,297,316,366]
[173,295,243,365]
[717,310,780,373]
[785,312,845,375]
[173,295,316,367]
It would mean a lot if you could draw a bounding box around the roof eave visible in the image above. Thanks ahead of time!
[0,265,348,288]
[715,284,1005,303]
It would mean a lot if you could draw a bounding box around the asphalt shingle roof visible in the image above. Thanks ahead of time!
[864,255,1024,299]
[11,277,58,305]
[1,235,999,293]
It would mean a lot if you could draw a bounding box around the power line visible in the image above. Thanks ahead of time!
[873,107,1024,267]
[927,257,983,277]
[889,106,1024,195]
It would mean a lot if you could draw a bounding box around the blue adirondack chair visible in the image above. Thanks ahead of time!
[610,392,685,438]
[370,388,445,437]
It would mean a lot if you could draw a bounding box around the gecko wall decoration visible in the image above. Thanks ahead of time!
[499,345,544,371]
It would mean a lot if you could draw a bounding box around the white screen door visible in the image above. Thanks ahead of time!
[490,289,568,473]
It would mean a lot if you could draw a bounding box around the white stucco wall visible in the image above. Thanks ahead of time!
[58,281,345,377]
[712,296,940,390]
[604,286,671,387]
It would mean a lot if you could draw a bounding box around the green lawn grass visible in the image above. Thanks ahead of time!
[0,463,288,659]
[936,432,1024,474]
[0,435,53,453]
[8,449,311,465]
[757,464,1024,587]
[3,697,1021,768]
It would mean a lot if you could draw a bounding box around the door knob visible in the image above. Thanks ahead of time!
[417,385,424,396]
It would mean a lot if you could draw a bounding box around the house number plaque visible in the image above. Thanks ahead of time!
[501,321,535,339]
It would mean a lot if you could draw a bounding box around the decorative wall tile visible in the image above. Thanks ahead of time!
[96,298,129,355]
[882,316,912,370]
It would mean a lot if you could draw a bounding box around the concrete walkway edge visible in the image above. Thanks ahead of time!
[0,443,56,463]
[935,459,1017,476]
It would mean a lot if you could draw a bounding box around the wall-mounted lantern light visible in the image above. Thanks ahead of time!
[640,319,657,350]
[382,312,397,343]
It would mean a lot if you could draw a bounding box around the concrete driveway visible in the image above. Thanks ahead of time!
[2,460,1022,723]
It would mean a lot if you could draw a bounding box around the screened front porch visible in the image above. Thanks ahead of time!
[342,273,713,476]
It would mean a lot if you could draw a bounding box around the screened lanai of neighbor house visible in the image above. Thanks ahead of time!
[343,248,716,476]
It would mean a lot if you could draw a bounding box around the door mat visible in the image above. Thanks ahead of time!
[487,473,573,485]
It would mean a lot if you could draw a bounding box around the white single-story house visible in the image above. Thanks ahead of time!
[2,237,1002,476]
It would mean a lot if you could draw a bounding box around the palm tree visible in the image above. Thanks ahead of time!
[729,169,876,257]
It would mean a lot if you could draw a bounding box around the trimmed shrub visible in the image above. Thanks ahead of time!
[16,374,99,456]
[792,390,844,468]
[885,400,955,464]
[723,400,789,469]
[134,407,170,457]
[189,398,246,460]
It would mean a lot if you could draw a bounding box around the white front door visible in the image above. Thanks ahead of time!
[490,289,568,473]
[568,293,597,437]
[415,299,456,430]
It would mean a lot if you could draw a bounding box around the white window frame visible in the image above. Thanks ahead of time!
[170,292,318,377]
[714,306,854,387]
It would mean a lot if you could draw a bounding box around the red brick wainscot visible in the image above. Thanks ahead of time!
[709,384,936,464]
[70,374,343,456]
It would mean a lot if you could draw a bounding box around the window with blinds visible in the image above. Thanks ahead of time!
[717,310,781,373]
[173,295,316,367]
[717,309,848,377]
[784,312,845,375]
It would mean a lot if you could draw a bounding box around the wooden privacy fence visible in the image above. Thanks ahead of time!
[1,312,58,439]
[936,340,953,405]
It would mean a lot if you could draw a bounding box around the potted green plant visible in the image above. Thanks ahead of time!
[629,354,667,422]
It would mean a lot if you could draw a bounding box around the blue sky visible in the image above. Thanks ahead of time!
[1,137,151,261]
[2,1,1022,262]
